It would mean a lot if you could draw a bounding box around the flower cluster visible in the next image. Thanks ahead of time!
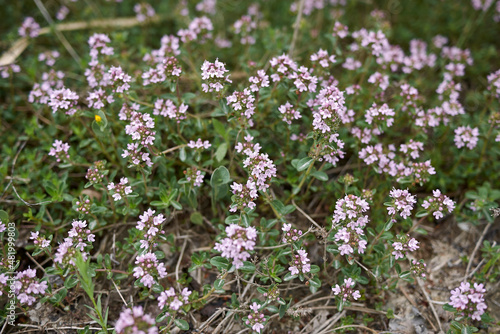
[134,2,155,22]
[282,223,303,243]
[87,87,114,109]
[387,188,417,219]
[288,249,311,276]
[243,152,277,191]
[75,198,91,215]
[359,144,436,184]
[88,33,114,63]
[214,224,257,269]
[187,138,211,151]
[290,66,318,92]
[48,140,70,163]
[278,102,301,125]
[115,306,158,334]
[310,84,345,135]
[269,54,297,82]
[233,15,257,45]
[30,231,50,249]
[178,16,213,43]
[119,103,140,120]
[184,167,205,187]
[368,72,389,91]
[248,69,270,92]
[136,209,166,249]
[55,220,94,267]
[400,140,424,160]
[365,103,395,128]
[392,234,419,260]
[229,180,258,212]
[133,252,167,288]
[85,160,107,185]
[449,282,487,321]
[153,99,188,123]
[19,17,40,38]
[107,178,133,201]
[235,135,262,156]
[0,64,21,78]
[56,6,69,21]
[108,66,132,93]
[201,58,232,94]
[487,69,500,98]
[332,195,370,256]
[158,287,192,313]
[227,89,256,127]
[143,56,182,85]
[454,126,479,150]
[410,259,427,279]
[38,51,60,67]
[122,143,153,168]
[245,302,266,333]
[332,21,349,38]
[422,189,455,219]
[262,285,280,302]
[122,111,156,167]
[68,220,96,251]
[48,88,79,115]
[310,49,336,68]
[13,269,48,306]
[332,278,361,302]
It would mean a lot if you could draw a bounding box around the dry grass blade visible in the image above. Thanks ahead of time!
[0,15,163,66]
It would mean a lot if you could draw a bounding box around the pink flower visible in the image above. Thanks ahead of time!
[214,224,257,269]
[454,126,479,150]
[115,306,158,334]
[133,252,167,288]
[19,17,40,38]
[201,58,231,93]
[278,102,301,125]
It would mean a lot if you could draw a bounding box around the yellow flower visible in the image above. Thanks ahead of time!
[95,114,102,123]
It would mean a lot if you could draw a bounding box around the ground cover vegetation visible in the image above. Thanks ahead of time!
[0,0,500,333]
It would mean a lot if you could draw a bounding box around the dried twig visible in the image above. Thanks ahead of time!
[289,0,305,57]
[33,0,81,65]
[416,277,443,332]
[175,237,188,289]
[465,221,493,278]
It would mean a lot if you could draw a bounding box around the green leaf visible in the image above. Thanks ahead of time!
[174,319,189,331]
[210,166,231,186]
[212,119,228,141]
[309,276,321,288]
[0,210,9,223]
[296,157,314,171]
[225,215,240,224]
[238,261,256,272]
[399,271,411,278]
[311,171,328,181]
[215,143,228,162]
[64,275,79,289]
[190,212,204,225]
[384,219,394,231]
[96,110,108,131]
[214,278,225,290]
[279,303,288,319]
[179,147,186,162]
[219,98,230,115]
[210,256,230,271]
[171,200,182,210]
[442,303,456,312]
[415,210,429,218]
